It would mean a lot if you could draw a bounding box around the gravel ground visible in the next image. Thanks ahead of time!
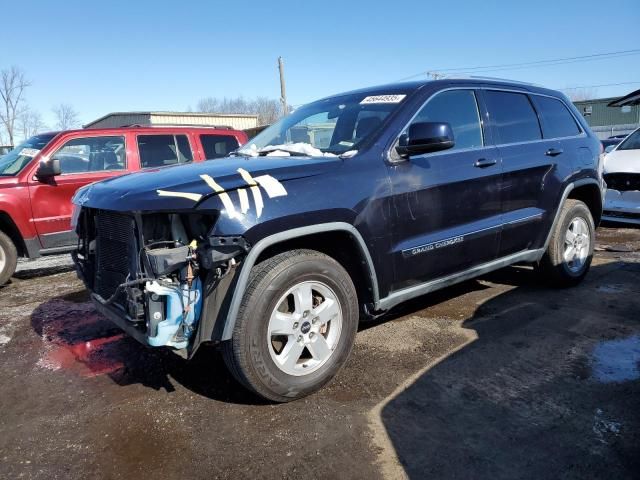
[0,226,638,479]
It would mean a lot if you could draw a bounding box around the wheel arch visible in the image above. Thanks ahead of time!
[0,211,27,257]
[220,223,379,341]
[567,182,603,227]
[541,178,602,255]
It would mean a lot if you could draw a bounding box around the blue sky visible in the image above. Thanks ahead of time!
[1,0,639,129]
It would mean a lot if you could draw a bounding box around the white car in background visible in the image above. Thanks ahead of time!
[602,127,640,224]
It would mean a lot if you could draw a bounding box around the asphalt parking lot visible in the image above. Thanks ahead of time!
[0,226,638,479]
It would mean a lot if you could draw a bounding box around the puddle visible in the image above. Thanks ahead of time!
[591,335,640,383]
[37,333,126,377]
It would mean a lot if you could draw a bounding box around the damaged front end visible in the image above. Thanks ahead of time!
[603,173,640,224]
[73,208,248,355]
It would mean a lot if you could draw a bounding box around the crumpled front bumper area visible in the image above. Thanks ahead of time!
[603,188,640,224]
[74,207,244,354]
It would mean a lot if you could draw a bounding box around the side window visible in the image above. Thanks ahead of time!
[485,91,541,144]
[200,134,240,159]
[411,90,483,151]
[532,96,581,139]
[54,136,126,174]
[138,135,193,169]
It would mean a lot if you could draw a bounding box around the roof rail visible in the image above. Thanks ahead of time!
[122,124,235,130]
[445,75,542,87]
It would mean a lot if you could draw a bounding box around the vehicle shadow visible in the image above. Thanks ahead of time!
[30,289,264,405]
[12,259,75,281]
[377,261,640,479]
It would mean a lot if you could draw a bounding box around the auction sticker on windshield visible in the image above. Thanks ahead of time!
[360,94,406,104]
[19,148,40,157]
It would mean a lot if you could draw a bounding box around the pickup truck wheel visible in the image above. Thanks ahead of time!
[222,249,358,402]
[539,199,594,287]
[0,231,18,286]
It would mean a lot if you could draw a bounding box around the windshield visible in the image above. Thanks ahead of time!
[0,133,57,176]
[617,129,640,151]
[238,91,411,157]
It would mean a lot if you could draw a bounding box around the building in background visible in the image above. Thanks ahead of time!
[573,95,640,140]
[84,111,259,131]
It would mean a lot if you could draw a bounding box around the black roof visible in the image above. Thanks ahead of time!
[608,88,640,107]
[314,77,562,104]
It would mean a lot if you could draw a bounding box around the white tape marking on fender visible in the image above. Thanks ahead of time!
[237,188,250,213]
[254,175,288,198]
[157,190,203,202]
[200,174,241,219]
[237,168,264,218]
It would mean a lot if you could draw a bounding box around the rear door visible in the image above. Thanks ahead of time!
[28,134,128,249]
[389,88,502,290]
[482,89,559,256]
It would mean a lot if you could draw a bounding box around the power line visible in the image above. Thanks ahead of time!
[559,81,640,90]
[397,49,640,81]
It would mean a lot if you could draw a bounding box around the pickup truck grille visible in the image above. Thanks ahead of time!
[94,211,137,306]
[604,173,640,192]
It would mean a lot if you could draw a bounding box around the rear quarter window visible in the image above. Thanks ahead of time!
[200,134,240,159]
[532,96,581,139]
[138,134,193,168]
[485,91,541,144]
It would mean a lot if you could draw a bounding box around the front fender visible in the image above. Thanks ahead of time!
[193,222,378,351]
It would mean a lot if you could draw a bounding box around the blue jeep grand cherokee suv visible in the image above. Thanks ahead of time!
[72,78,604,401]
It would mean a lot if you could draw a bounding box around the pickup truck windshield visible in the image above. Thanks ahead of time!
[238,91,410,157]
[0,133,57,176]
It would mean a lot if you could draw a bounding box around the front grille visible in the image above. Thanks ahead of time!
[94,211,137,306]
[604,173,640,192]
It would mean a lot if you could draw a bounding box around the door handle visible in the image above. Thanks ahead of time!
[474,158,497,168]
[545,148,564,157]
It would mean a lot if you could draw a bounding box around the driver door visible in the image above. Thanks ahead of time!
[389,88,503,291]
[28,134,128,250]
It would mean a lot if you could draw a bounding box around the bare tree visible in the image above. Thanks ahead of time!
[195,96,282,125]
[18,107,47,140]
[252,96,281,124]
[0,66,31,146]
[52,103,80,130]
[564,87,598,102]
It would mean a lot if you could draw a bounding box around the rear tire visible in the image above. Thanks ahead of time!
[539,199,594,287]
[0,231,18,286]
[222,249,358,402]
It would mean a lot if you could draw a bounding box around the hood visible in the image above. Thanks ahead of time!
[76,155,342,212]
[603,149,640,174]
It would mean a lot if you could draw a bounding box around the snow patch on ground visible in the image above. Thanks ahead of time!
[0,334,11,345]
[592,408,622,445]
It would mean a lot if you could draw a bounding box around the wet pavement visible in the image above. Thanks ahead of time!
[0,226,639,479]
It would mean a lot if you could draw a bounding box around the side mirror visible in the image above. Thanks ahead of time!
[36,158,62,179]
[396,122,455,157]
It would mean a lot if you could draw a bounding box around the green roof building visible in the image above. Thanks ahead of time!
[572,96,640,139]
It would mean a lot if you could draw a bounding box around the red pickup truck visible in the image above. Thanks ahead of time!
[0,125,248,284]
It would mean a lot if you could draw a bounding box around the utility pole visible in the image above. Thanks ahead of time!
[278,56,288,116]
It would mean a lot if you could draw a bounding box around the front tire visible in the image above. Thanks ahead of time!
[222,249,358,402]
[0,231,18,286]
[539,199,595,287]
